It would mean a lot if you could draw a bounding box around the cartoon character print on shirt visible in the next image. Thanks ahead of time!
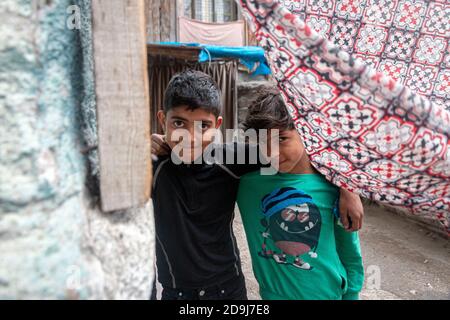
[259,187,321,270]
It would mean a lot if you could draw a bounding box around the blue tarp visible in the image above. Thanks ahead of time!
[154,42,271,75]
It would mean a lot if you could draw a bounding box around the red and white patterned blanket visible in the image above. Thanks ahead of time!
[238,0,450,232]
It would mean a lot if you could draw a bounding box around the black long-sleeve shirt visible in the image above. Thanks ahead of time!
[152,143,264,289]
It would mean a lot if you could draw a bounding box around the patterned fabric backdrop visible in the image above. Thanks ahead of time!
[280,0,450,112]
[238,0,450,232]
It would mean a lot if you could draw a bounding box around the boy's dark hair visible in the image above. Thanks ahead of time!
[163,70,221,117]
[242,91,295,131]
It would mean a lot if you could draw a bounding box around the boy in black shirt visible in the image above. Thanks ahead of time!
[151,70,363,300]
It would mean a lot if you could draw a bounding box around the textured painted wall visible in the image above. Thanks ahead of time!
[0,0,154,299]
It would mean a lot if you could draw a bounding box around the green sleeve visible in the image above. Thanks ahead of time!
[334,221,364,300]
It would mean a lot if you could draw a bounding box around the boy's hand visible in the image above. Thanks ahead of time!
[151,134,171,156]
[339,188,364,232]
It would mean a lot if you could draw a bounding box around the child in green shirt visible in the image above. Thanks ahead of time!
[236,92,364,300]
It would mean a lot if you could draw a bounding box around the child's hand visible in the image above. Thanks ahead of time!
[151,134,171,156]
[339,188,364,232]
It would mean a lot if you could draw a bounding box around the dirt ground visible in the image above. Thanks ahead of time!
[233,202,450,300]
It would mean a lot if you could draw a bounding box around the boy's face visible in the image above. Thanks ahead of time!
[157,106,222,162]
[266,128,308,174]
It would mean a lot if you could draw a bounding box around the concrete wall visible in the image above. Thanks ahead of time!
[0,0,155,299]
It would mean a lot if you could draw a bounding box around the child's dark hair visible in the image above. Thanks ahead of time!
[163,70,221,117]
[242,91,295,131]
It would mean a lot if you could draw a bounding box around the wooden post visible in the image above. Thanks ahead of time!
[176,0,184,41]
[147,0,161,42]
[146,0,178,42]
[160,0,171,41]
[92,0,152,212]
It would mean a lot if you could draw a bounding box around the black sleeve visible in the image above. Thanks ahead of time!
[152,156,166,175]
[151,155,169,194]
[216,142,270,177]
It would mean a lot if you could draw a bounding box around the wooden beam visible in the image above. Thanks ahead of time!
[92,0,152,212]
[147,43,202,61]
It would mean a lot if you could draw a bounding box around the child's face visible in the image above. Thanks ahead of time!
[266,128,308,173]
[157,106,222,162]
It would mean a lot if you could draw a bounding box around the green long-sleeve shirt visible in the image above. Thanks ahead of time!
[236,172,364,300]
